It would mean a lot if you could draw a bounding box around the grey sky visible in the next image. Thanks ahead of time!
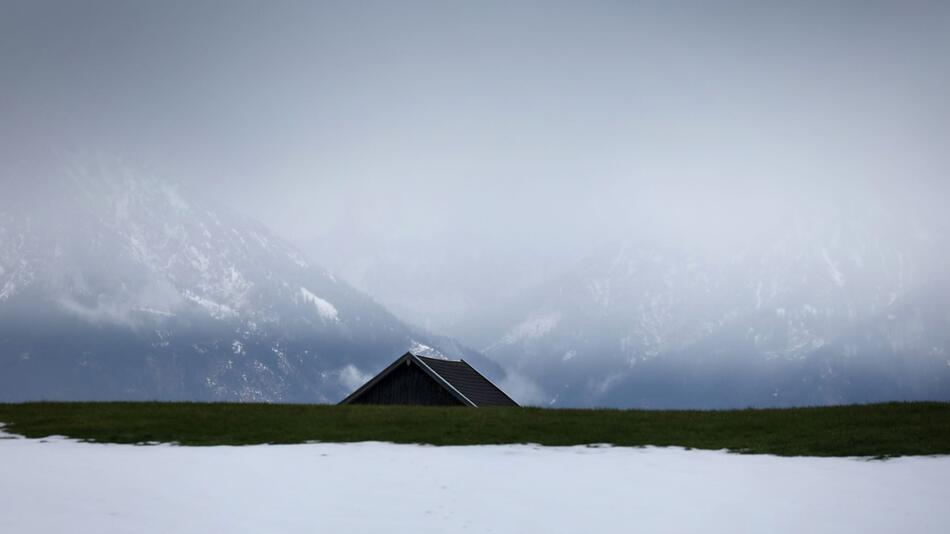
[3,1,949,332]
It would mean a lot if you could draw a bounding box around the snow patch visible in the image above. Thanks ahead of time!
[498,312,561,345]
[183,291,238,320]
[188,246,210,273]
[595,373,623,394]
[299,287,339,322]
[0,280,15,301]
[137,307,175,317]
[822,248,845,287]
[409,341,445,359]
[288,252,309,269]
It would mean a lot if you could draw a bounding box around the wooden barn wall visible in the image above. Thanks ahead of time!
[348,361,464,406]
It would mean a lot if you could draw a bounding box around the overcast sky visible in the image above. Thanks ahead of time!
[3,0,949,331]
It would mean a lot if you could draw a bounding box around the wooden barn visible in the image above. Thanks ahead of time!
[339,352,519,407]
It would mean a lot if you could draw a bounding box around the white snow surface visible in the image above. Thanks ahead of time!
[0,428,947,534]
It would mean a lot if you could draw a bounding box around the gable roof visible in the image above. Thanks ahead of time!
[339,352,519,407]
[414,355,519,407]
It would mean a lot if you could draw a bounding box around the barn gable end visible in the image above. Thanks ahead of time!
[344,356,465,406]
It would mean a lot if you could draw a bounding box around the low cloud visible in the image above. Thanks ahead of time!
[337,365,372,392]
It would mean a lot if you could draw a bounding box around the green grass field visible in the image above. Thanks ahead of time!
[1,402,948,457]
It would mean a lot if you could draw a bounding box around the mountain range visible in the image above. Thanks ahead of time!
[481,208,950,407]
[2,160,948,408]
[0,160,500,402]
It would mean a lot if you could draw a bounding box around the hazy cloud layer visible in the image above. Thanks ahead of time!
[3,1,949,335]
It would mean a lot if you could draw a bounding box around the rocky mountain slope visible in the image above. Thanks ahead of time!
[485,209,950,407]
[0,160,500,402]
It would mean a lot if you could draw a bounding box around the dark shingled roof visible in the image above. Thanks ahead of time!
[339,352,519,407]
[414,355,519,407]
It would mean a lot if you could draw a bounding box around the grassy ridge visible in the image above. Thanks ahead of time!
[0,402,948,457]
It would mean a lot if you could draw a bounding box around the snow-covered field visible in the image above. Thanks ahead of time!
[1,427,948,534]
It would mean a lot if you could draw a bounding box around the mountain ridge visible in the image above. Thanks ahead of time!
[482,209,950,407]
[0,159,503,402]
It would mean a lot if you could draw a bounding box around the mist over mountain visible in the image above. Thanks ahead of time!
[0,160,500,402]
[479,205,950,407]
[2,2,949,408]
[2,162,948,407]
